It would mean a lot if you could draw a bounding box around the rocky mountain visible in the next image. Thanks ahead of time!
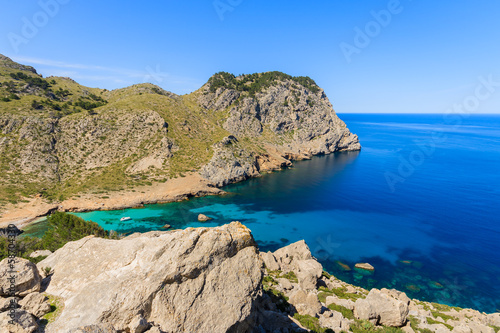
[0,55,359,212]
[1,223,498,332]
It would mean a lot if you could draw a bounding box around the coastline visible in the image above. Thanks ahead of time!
[0,173,224,229]
[0,146,359,230]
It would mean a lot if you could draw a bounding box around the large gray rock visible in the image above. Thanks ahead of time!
[296,259,323,291]
[0,258,42,297]
[260,251,280,271]
[354,289,409,327]
[0,309,38,333]
[67,324,117,333]
[19,292,51,317]
[0,296,20,312]
[37,222,263,333]
[289,289,322,317]
[486,313,500,327]
[273,240,313,272]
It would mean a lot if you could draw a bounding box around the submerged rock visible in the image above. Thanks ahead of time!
[197,213,212,222]
[355,263,375,271]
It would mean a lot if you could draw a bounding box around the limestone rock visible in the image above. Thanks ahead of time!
[197,214,212,222]
[355,263,375,271]
[129,315,149,333]
[197,75,361,186]
[0,296,20,312]
[28,250,52,258]
[37,222,263,333]
[453,324,472,333]
[354,289,409,327]
[273,240,313,272]
[289,289,322,317]
[296,259,323,291]
[277,278,293,290]
[354,297,379,325]
[0,258,42,297]
[67,324,118,333]
[260,251,280,271]
[0,309,38,333]
[319,311,350,331]
[19,292,51,317]
[467,322,495,333]
[486,313,500,327]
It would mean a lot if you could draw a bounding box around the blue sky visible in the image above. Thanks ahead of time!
[1,0,499,113]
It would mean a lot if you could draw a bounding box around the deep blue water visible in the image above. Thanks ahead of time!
[24,114,500,313]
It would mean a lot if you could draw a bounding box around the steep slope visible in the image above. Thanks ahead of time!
[0,55,359,214]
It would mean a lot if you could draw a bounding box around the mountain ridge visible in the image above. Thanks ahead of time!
[0,55,360,223]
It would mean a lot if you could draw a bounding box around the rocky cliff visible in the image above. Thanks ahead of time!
[0,56,359,213]
[1,224,498,333]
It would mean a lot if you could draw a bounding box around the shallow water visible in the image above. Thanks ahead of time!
[24,114,500,313]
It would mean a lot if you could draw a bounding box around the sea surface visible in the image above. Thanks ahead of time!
[24,114,500,313]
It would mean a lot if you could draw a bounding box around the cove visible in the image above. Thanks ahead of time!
[24,114,500,313]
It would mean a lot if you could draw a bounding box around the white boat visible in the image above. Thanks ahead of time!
[120,217,132,221]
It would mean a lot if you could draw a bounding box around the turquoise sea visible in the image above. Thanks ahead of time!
[24,114,500,313]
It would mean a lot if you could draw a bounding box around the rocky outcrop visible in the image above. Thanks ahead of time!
[0,258,41,297]
[36,222,263,332]
[18,292,51,317]
[0,309,39,332]
[197,213,212,222]
[0,57,360,221]
[1,225,499,332]
[354,289,410,326]
[197,75,361,186]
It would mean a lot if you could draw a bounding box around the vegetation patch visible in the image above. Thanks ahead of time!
[0,212,118,262]
[292,314,334,333]
[208,71,320,97]
[327,303,354,320]
[408,315,434,333]
[426,317,453,331]
[350,319,404,333]
[318,286,364,302]
[490,326,500,333]
[280,271,298,283]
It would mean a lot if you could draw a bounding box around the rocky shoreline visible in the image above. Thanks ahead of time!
[0,141,355,230]
[1,223,498,332]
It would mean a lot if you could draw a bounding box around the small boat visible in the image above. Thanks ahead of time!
[120,217,132,221]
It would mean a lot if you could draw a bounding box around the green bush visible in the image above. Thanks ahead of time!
[207,71,320,97]
[0,212,110,262]
[327,303,354,320]
[41,211,108,251]
[292,314,334,333]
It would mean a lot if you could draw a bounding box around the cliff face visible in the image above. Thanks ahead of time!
[197,73,360,186]
[0,56,360,205]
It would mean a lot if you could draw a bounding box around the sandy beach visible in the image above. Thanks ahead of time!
[0,173,224,229]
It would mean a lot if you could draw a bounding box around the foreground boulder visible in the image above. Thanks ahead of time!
[0,309,39,333]
[18,292,51,317]
[0,258,42,297]
[354,289,410,327]
[38,222,263,332]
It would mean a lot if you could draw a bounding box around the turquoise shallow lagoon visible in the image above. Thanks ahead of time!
[24,114,500,313]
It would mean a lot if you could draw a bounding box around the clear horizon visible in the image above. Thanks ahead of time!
[1,0,500,113]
